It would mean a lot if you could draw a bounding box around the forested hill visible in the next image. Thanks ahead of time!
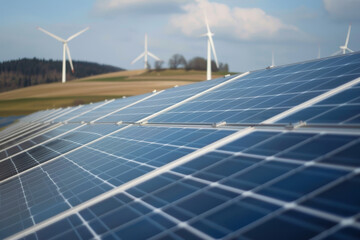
[0,58,124,92]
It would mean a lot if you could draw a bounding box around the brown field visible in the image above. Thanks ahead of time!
[0,69,227,117]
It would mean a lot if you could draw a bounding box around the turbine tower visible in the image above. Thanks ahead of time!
[202,15,219,80]
[131,34,161,69]
[37,27,89,83]
[333,25,353,55]
[270,50,275,68]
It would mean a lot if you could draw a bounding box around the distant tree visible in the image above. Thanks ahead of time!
[186,57,207,71]
[155,61,164,71]
[168,54,187,69]
[0,58,124,93]
[146,62,151,70]
[219,63,229,72]
[211,60,219,72]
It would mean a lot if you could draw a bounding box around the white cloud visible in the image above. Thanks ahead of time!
[323,0,360,21]
[92,0,191,16]
[170,0,298,41]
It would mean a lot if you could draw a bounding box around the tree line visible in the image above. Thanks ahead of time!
[153,54,229,72]
[0,58,123,92]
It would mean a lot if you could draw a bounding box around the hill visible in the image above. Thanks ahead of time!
[0,69,227,117]
[0,58,123,92]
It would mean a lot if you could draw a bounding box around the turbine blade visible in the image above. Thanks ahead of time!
[65,44,74,73]
[37,27,65,42]
[131,52,145,64]
[347,48,354,53]
[204,12,211,34]
[147,52,161,61]
[208,35,219,68]
[67,27,90,41]
[345,24,351,47]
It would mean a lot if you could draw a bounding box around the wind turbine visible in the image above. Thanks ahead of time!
[131,34,161,69]
[333,25,354,55]
[37,27,89,83]
[270,50,275,68]
[202,15,219,80]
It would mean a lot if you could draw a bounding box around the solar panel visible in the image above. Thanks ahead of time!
[0,52,360,239]
[149,53,360,125]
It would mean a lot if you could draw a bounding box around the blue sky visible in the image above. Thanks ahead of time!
[1,0,360,72]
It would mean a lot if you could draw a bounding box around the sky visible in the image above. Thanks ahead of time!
[1,0,360,72]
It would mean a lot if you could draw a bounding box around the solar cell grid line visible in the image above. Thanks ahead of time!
[0,123,56,151]
[6,126,255,240]
[1,150,36,239]
[159,135,360,234]
[0,123,72,158]
[9,126,360,239]
[0,102,234,185]
[55,99,115,123]
[0,119,53,141]
[0,122,30,140]
[262,76,360,124]
[277,84,360,125]
[17,108,60,123]
[0,123,63,159]
[0,123,84,164]
[50,100,113,123]
[0,124,132,185]
[0,124,123,182]
[69,92,157,123]
[98,74,241,123]
[0,122,44,143]
[19,155,357,240]
[42,105,84,123]
[30,107,71,123]
[1,149,101,239]
[149,53,360,124]
[0,126,235,239]
[137,72,250,124]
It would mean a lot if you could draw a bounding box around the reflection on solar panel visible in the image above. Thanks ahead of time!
[1,52,360,240]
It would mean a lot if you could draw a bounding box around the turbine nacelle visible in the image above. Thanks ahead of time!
[333,25,354,56]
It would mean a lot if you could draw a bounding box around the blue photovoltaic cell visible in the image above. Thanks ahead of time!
[0,126,234,239]
[97,75,232,123]
[277,84,360,125]
[51,101,108,123]
[0,123,81,161]
[0,124,121,181]
[150,52,360,124]
[0,123,54,151]
[68,93,152,123]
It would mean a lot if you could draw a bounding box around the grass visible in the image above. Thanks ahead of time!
[0,69,239,118]
[0,96,122,117]
[82,76,129,82]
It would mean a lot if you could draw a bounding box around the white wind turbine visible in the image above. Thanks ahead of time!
[131,34,161,69]
[202,14,219,80]
[333,25,353,55]
[37,27,89,83]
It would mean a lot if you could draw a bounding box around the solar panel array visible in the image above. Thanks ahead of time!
[1,52,360,240]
